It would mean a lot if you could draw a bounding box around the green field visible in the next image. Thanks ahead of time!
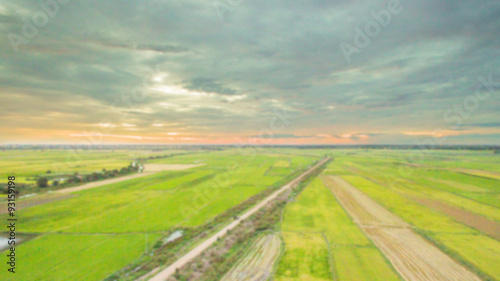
[0,149,193,190]
[0,148,498,281]
[0,149,318,281]
[13,234,160,281]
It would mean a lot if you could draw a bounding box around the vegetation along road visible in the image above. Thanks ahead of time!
[148,157,331,281]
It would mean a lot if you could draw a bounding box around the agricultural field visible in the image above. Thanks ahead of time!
[272,149,498,281]
[0,149,191,188]
[317,149,499,281]
[275,178,401,281]
[0,148,498,281]
[0,149,318,281]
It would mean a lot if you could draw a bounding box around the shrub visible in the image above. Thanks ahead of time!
[37,177,49,188]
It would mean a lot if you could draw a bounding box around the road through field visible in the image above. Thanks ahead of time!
[56,172,155,194]
[56,164,204,194]
[147,157,330,281]
[322,176,482,281]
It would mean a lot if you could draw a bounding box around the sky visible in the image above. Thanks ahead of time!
[0,0,499,145]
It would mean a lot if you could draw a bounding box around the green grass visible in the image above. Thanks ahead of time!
[0,233,160,281]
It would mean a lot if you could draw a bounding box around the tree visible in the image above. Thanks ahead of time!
[91,172,100,181]
[37,177,49,188]
[52,180,59,187]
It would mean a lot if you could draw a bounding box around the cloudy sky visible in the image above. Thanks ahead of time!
[1,0,499,144]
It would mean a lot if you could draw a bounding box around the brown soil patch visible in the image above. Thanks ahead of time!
[322,175,481,281]
[411,196,500,240]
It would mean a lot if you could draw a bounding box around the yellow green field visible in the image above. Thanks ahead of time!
[275,178,401,281]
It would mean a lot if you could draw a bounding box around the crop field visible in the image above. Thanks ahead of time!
[0,149,188,183]
[320,150,500,280]
[0,149,318,281]
[275,178,400,281]
[0,148,498,281]
[323,176,480,281]
[273,149,499,281]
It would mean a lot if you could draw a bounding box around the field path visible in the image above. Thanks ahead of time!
[322,176,482,281]
[56,164,204,194]
[55,172,155,194]
[147,157,330,281]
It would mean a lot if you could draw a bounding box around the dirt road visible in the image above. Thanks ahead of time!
[322,176,481,281]
[56,164,204,194]
[147,158,329,281]
[55,172,155,194]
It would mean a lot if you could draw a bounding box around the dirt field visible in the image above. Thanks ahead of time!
[322,176,482,281]
[411,196,500,240]
[221,234,280,281]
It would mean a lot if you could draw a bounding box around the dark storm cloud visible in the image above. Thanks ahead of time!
[0,0,498,143]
